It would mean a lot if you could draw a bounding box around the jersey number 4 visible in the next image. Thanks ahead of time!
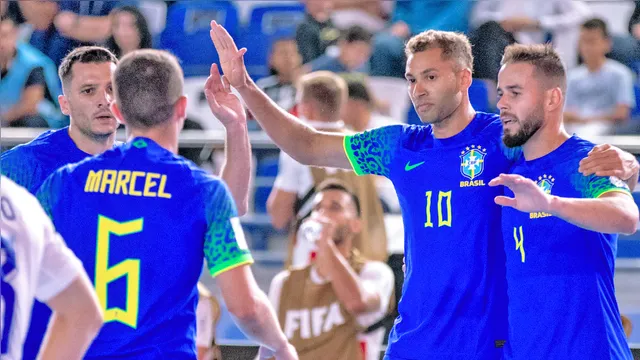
[95,215,143,329]
[425,190,452,228]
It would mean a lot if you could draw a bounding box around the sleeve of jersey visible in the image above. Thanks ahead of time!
[343,125,403,178]
[1,148,41,194]
[577,174,632,199]
[203,181,254,277]
[35,169,66,221]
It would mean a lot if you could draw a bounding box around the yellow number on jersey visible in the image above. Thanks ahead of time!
[425,190,452,228]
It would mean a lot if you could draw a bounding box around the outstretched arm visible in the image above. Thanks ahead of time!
[204,64,251,215]
[489,174,638,235]
[579,144,639,191]
[208,21,350,169]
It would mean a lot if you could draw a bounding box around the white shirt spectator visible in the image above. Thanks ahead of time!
[565,59,636,136]
[268,262,394,360]
[0,177,84,359]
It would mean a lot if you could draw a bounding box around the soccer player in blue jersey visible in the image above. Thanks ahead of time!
[208,22,639,359]
[1,46,253,359]
[35,49,296,359]
[490,43,639,360]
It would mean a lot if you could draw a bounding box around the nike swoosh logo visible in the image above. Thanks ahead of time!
[405,161,425,171]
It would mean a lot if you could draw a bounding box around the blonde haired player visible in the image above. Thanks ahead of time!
[0,176,103,359]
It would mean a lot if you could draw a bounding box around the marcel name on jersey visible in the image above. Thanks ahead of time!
[459,145,487,188]
[84,169,172,199]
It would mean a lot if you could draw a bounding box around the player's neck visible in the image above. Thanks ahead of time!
[431,101,475,139]
[68,125,115,155]
[522,122,571,161]
[127,126,179,154]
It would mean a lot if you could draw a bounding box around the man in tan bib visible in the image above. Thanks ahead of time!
[267,180,394,360]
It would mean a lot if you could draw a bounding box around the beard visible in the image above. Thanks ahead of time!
[332,224,351,246]
[502,110,544,148]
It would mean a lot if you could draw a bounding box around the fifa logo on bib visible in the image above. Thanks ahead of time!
[460,145,487,187]
[530,175,555,219]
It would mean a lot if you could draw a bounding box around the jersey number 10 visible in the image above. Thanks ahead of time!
[425,191,452,228]
[95,215,143,329]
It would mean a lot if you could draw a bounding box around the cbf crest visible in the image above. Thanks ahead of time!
[536,174,555,194]
[460,145,487,180]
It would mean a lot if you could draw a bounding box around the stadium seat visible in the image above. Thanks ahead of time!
[239,4,305,79]
[159,1,239,77]
[253,155,279,214]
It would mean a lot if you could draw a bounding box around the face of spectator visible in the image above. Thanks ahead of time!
[59,62,118,139]
[303,0,333,23]
[340,40,371,71]
[579,28,611,65]
[309,189,361,256]
[497,62,546,148]
[0,19,17,61]
[405,47,467,125]
[269,39,301,79]
[112,11,141,55]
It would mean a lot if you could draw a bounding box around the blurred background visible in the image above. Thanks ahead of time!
[1,0,639,358]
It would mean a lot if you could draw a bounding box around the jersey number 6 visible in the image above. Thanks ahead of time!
[95,215,143,329]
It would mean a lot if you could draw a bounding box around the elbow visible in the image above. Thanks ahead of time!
[620,210,639,235]
[344,298,368,316]
[70,301,104,337]
[228,295,261,322]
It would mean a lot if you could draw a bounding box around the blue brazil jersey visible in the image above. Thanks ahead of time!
[36,137,253,359]
[345,113,516,359]
[1,127,94,359]
[501,136,632,360]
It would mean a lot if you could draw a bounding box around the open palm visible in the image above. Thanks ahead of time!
[209,20,248,89]
[204,63,246,126]
[489,174,553,213]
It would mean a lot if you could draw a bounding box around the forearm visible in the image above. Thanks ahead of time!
[38,312,101,360]
[219,123,251,215]
[236,82,318,164]
[2,100,40,123]
[230,290,289,351]
[66,15,111,42]
[548,195,638,235]
[327,250,376,314]
[19,1,59,30]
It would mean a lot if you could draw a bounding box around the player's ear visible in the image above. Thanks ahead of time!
[460,67,473,90]
[546,87,563,112]
[58,95,70,116]
[110,102,126,125]
[174,95,188,122]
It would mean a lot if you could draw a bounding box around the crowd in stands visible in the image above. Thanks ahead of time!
[1,0,640,136]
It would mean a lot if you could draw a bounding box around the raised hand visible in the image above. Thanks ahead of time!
[203,63,246,127]
[209,20,249,89]
[489,174,553,213]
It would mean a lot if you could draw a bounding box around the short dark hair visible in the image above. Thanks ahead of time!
[501,43,566,93]
[58,46,118,88]
[346,78,373,107]
[316,179,362,217]
[113,49,184,129]
[341,25,372,44]
[582,18,609,38]
[105,6,153,58]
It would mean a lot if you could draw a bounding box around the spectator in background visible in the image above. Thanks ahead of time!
[341,77,397,132]
[256,33,303,112]
[565,18,635,137]
[296,0,340,64]
[104,5,152,59]
[0,15,62,128]
[267,71,388,267]
[608,0,640,69]
[268,179,394,360]
[470,0,590,81]
[369,0,473,78]
[331,0,392,33]
[307,25,372,75]
[196,283,222,360]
